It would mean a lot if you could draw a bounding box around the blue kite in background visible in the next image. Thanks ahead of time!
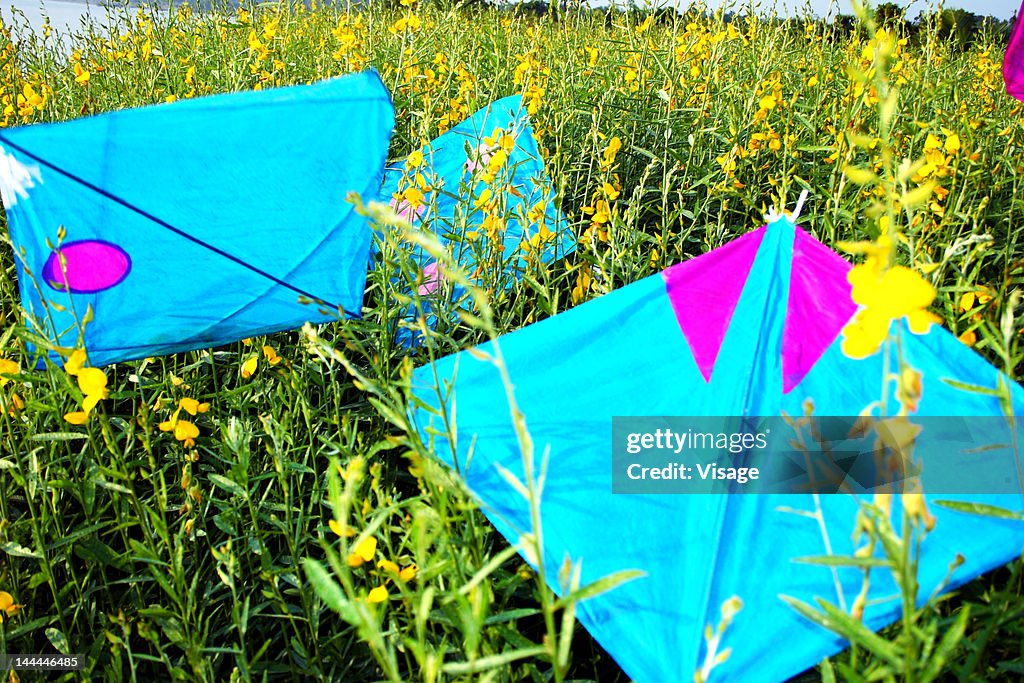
[377,96,574,344]
[0,71,394,367]
[410,215,1024,682]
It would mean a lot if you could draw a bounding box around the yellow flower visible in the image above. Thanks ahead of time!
[527,201,546,225]
[0,591,21,619]
[402,186,425,209]
[498,132,515,154]
[399,564,418,582]
[82,392,103,414]
[901,490,936,531]
[174,420,200,448]
[241,356,258,379]
[481,213,505,241]
[473,188,493,211]
[959,287,993,320]
[849,264,933,311]
[599,137,622,171]
[347,536,377,567]
[377,559,400,575]
[159,405,201,447]
[73,62,90,84]
[486,148,509,176]
[329,519,355,537]
[262,345,282,365]
[7,392,24,417]
[389,14,421,33]
[896,367,923,413]
[841,261,939,359]
[840,308,892,359]
[958,330,977,346]
[64,365,108,423]
[406,149,424,168]
[758,94,776,110]
[0,358,18,387]
[366,585,389,603]
[572,269,594,304]
[65,348,87,376]
[838,232,893,273]
[78,368,108,398]
[178,397,210,416]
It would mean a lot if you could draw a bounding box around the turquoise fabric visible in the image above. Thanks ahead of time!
[377,96,574,345]
[411,217,1024,682]
[1,71,394,367]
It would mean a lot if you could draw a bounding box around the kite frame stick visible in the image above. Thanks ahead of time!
[765,188,810,225]
[792,188,809,221]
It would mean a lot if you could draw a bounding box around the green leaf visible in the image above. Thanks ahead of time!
[302,558,356,623]
[459,543,522,596]
[794,555,891,569]
[30,432,88,442]
[933,500,1024,521]
[208,473,247,498]
[441,645,549,674]
[553,569,646,610]
[5,616,51,639]
[1,541,42,559]
[483,608,541,625]
[921,607,969,683]
[781,595,905,668]
[939,378,1001,396]
[46,627,70,655]
[820,657,836,683]
[368,396,408,431]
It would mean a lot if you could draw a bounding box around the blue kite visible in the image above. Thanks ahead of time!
[0,70,394,367]
[409,215,1024,682]
[377,96,574,344]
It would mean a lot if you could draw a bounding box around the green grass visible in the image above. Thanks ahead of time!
[0,1,1023,680]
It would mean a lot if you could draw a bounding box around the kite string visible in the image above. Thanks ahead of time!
[0,134,343,312]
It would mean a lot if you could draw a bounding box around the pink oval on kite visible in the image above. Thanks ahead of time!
[43,240,131,294]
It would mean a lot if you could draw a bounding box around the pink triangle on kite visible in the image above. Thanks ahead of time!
[662,227,765,382]
[782,228,859,393]
[1006,1,1024,101]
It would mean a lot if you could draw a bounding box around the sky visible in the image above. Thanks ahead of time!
[778,0,1018,20]
[0,0,1019,39]
[623,0,1021,20]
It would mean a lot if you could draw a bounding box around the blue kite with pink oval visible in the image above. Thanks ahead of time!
[0,70,394,367]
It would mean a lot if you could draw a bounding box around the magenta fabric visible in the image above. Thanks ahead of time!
[782,228,858,393]
[662,227,764,381]
[1005,1,1024,101]
[42,240,132,294]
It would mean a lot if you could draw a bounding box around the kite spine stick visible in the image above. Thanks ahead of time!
[0,134,344,314]
[792,188,809,222]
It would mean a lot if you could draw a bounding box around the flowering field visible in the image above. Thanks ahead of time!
[0,1,1023,681]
